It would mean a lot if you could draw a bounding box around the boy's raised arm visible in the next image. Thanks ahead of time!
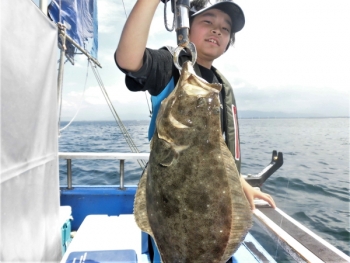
[115,0,160,72]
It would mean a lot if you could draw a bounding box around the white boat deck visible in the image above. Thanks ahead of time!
[60,214,148,263]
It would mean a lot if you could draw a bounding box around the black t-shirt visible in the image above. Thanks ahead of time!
[116,48,174,96]
[116,48,223,93]
[116,48,224,132]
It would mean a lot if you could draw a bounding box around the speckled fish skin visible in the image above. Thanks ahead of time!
[134,61,252,263]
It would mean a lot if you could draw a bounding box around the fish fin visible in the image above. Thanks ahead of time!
[134,166,154,237]
[150,137,154,150]
[219,138,252,262]
[154,138,179,167]
[159,149,178,167]
[159,144,190,166]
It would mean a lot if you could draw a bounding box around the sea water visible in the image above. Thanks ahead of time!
[59,118,349,261]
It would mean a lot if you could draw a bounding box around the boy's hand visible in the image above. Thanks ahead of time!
[240,176,276,210]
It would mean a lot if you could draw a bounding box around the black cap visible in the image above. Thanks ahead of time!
[190,0,245,33]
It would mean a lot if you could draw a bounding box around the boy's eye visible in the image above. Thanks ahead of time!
[222,27,230,32]
[204,20,212,24]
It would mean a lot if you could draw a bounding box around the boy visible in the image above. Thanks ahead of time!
[115,0,275,210]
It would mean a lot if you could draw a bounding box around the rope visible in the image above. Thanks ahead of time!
[90,62,147,169]
[59,0,62,23]
[60,60,90,133]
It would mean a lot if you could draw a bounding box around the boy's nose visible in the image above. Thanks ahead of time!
[211,29,221,35]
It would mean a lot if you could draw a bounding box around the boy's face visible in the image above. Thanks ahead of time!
[189,9,232,66]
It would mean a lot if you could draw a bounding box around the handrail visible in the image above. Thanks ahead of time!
[58,152,149,190]
[59,151,283,189]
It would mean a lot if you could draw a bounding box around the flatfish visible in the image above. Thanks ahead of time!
[134,61,252,263]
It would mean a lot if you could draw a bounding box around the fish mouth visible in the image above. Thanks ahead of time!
[205,38,220,46]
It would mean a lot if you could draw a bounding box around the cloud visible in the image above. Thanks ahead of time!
[61,82,152,121]
[233,80,349,116]
[97,0,133,33]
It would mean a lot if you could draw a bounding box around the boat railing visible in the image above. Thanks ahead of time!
[59,151,283,190]
[58,152,150,190]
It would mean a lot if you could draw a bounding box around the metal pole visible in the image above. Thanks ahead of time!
[175,0,190,47]
[39,0,48,14]
[67,159,73,189]
[119,160,125,190]
[57,23,66,136]
[64,34,102,68]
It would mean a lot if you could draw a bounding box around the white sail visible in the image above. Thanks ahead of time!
[1,0,61,261]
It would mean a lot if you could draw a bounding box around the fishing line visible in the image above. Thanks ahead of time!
[59,59,90,133]
[121,0,128,18]
[144,92,152,117]
[90,63,147,169]
[274,176,291,259]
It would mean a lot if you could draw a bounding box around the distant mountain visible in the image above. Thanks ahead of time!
[238,110,326,119]
[68,111,348,122]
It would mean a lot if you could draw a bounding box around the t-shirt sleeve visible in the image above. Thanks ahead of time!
[115,48,174,96]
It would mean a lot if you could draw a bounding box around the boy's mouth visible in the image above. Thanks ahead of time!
[206,38,220,46]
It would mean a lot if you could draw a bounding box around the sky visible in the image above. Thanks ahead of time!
[34,0,350,121]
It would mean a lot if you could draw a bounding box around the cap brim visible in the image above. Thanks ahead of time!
[191,2,245,33]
